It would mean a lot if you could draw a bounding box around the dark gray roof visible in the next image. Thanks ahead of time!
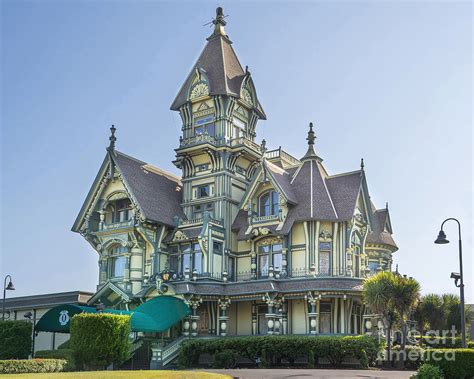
[114,151,185,227]
[164,226,202,243]
[290,160,339,221]
[326,171,363,220]
[171,277,363,297]
[366,208,398,250]
[3,291,92,311]
[265,161,298,204]
[232,159,366,238]
[170,26,265,119]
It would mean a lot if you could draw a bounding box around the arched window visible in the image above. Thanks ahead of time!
[109,245,127,278]
[259,191,279,217]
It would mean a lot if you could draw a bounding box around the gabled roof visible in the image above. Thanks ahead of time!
[264,161,298,204]
[72,150,185,232]
[114,151,184,227]
[366,206,398,250]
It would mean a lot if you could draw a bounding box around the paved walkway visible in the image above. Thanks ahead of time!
[207,369,415,379]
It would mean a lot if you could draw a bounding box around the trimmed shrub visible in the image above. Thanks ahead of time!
[467,341,474,349]
[0,359,67,374]
[57,339,70,349]
[177,335,382,369]
[35,348,75,371]
[392,345,423,369]
[424,349,474,379]
[411,363,443,379]
[0,320,32,359]
[70,313,131,370]
[213,349,237,368]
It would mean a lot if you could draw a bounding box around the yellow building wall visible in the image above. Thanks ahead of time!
[291,299,307,334]
[102,179,126,198]
[237,256,251,273]
[291,249,306,270]
[236,302,252,335]
[291,222,306,245]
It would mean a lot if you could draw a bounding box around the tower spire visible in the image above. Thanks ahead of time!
[301,122,321,161]
[108,125,116,151]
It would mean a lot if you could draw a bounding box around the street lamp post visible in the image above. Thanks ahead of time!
[434,218,466,348]
[2,275,16,321]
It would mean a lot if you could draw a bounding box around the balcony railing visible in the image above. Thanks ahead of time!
[100,219,134,231]
[252,214,280,224]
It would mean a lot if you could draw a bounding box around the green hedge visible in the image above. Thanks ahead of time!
[423,349,474,379]
[421,335,464,348]
[35,349,75,371]
[0,320,32,359]
[70,313,131,370]
[177,335,382,369]
[0,359,67,374]
[411,363,443,379]
[392,345,423,369]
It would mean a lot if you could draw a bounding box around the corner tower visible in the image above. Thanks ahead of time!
[171,8,266,239]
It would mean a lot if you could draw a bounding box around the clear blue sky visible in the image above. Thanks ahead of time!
[1,1,472,302]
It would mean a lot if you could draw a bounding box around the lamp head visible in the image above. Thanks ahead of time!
[434,230,449,244]
[6,280,15,291]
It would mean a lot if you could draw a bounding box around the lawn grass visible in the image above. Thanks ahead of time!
[0,371,231,379]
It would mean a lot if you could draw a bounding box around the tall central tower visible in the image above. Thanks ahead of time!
[171,7,266,256]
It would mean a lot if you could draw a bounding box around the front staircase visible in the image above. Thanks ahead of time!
[150,335,189,368]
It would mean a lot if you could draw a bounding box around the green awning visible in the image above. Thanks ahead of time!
[35,304,134,333]
[132,295,191,332]
[35,296,190,334]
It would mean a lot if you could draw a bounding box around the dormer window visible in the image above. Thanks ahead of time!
[259,191,279,217]
[194,115,215,136]
[108,199,133,223]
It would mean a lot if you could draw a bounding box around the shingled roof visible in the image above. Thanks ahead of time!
[170,8,265,118]
[366,207,398,250]
[113,151,184,227]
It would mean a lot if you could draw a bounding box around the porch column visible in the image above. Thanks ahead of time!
[263,293,281,335]
[251,302,257,335]
[305,292,320,335]
[184,297,202,337]
[218,297,231,336]
[281,300,288,335]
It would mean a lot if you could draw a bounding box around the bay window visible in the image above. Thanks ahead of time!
[258,242,283,278]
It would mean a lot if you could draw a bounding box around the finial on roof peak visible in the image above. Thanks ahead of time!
[260,139,267,155]
[386,202,389,210]
[212,7,227,36]
[108,125,116,151]
[360,158,365,170]
[301,122,322,161]
[307,122,315,146]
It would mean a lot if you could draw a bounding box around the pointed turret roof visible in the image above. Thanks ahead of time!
[170,8,265,118]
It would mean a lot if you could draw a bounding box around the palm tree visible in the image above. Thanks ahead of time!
[414,294,445,341]
[362,271,397,367]
[390,275,420,368]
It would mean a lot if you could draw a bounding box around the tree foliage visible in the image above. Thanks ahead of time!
[0,320,32,360]
[70,313,131,370]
